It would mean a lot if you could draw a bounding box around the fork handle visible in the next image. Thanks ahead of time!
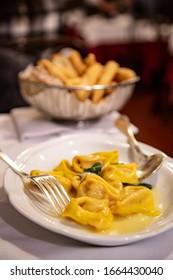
[0,148,28,178]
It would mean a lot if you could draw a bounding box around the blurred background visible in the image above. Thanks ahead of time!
[0,0,173,156]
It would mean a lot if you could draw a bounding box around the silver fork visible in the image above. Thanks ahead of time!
[0,148,70,216]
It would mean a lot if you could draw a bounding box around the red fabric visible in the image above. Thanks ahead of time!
[86,41,168,85]
[165,57,173,84]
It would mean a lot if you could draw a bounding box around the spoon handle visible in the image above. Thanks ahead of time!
[115,115,146,164]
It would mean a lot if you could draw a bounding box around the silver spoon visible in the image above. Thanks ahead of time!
[115,115,165,180]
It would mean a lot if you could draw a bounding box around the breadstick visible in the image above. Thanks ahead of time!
[37,59,68,84]
[67,63,103,86]
[92,60,119,103]
[85,53,96,66]
[82,62,103,85]
[97,60,119,84]
[75,76,92,101]
[104,81,117,96]
[20,64,37,81]
[65,77,83,86]
[115,67,136,82]
[31,66,62,85]
[68,50,86,75]
[66,63,103,101]
[51,54,78,78]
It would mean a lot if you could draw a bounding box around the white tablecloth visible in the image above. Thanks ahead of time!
[0,109,173,260]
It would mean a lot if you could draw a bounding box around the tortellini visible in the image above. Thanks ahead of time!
[72,150,119,172]
[62,197,113,230]
[101,163,139,185]
[111,186,158,216]
[30,150,159,231]
[76,174,122,206]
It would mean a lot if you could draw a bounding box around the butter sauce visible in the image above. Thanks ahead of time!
[108,214,158,235]
[104,187,162,235]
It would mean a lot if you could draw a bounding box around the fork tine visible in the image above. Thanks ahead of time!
[31,178,62,215]
[48,176,70,204]
[0,148,70,216]
[25,184,57,216]
[40,177,69,211]
[31,175,70,216]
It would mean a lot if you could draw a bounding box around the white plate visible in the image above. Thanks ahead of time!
[4,133,173,246]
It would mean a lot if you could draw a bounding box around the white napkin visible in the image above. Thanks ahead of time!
[11,107,73,140]
[0,238,38,260]
[11,107,138,141]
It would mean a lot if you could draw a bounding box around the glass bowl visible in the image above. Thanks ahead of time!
[18,74,139,121]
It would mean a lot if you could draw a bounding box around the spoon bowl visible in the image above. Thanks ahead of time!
[135,153,165,180]
[115,115,165,180]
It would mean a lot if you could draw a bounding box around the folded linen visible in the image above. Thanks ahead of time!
[11,107,138,141]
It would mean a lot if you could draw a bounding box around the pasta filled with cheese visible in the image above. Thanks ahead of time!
[30,149,159,231]
[62,197,113,230]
